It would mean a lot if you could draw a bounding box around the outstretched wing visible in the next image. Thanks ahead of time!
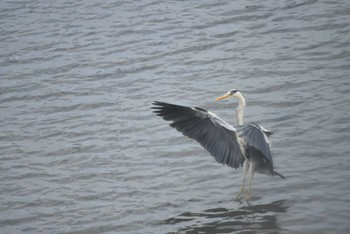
[152,101,245,169]
[237,123,273,164]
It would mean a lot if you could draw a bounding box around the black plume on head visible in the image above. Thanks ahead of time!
[229,89,238,95]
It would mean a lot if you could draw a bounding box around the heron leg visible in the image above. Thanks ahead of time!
[245,162,255,200]
[236,160,248,199]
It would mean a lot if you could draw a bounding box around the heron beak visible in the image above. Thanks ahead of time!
[215,93,231,101]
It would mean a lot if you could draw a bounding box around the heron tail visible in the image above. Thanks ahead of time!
[273,170,285,179]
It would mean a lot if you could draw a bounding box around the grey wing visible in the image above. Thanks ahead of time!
[237,123,273,164]
[152,101,245,169]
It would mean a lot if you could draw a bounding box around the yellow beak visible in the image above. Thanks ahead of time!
[215,93,231,101]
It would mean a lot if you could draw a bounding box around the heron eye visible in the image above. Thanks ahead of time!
[230,90,238,95]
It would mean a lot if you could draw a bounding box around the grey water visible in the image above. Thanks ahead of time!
[1,0,350,233]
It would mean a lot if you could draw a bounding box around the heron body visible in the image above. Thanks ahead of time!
[152,89,284,199]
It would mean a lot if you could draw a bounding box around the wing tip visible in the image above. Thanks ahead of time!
[273,170,285,179]
[151,100,165,106]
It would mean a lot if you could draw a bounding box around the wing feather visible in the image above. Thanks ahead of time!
[238,123,273,164]
[152,101,245,169]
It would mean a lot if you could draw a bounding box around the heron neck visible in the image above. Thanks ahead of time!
[235,92,246,125]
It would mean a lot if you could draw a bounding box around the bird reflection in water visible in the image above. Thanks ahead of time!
[161,199,288,234]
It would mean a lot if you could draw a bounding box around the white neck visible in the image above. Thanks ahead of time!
[234,92,246,125]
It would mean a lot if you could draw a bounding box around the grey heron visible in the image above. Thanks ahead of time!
[152,89,284,199]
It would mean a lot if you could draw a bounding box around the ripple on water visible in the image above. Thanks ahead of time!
[1,0,350,233]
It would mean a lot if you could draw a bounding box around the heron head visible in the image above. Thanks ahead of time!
[215,89,240,101]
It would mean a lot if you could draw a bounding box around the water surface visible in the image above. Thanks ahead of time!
[1,0,350,233]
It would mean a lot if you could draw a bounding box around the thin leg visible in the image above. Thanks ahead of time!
[245,162,254,200]
[236,160,248,199]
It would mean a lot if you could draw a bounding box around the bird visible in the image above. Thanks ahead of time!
[151,89,284,199]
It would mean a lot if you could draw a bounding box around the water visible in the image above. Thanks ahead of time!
[1,0,350,233]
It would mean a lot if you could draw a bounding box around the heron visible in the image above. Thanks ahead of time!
[152,89,284,199]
